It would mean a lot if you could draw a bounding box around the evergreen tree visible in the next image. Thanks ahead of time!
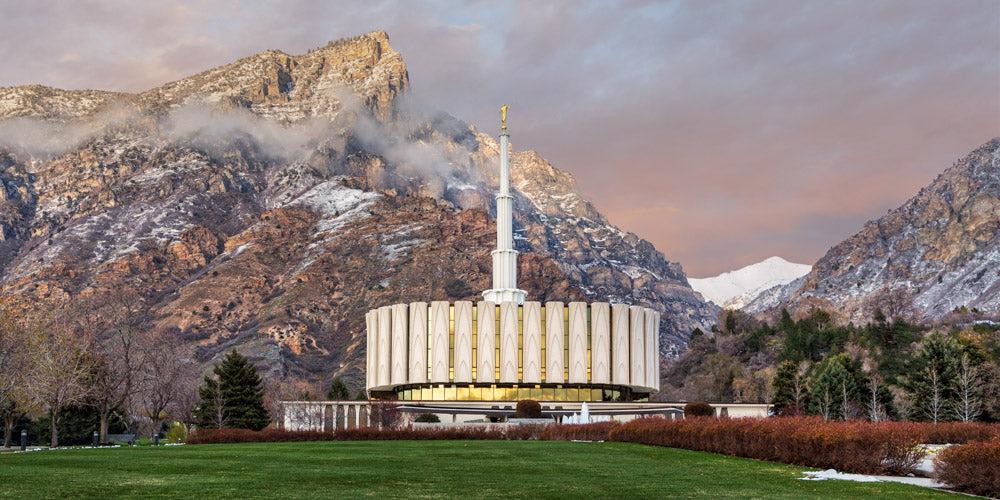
[194,375,225,429]
[808,354,864,420]
[326,378,350,400]
[863,372,898,421]
[903,332,961,422]
[724,311,737,334]
[771,361,808,415]
[194,349,269,430]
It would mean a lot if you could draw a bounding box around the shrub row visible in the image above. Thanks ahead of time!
[608,416,926,475]
[540,422,619,442]
[934,440,1000,497]
[909,421,999,444]
[187,428,338,444]
[330,427,506,441]
[187,424,555,444]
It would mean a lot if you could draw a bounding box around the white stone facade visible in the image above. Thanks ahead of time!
[365,300,660,398]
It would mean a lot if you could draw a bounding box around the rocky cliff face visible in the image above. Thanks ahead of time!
[0,30,715,389]
[778,138,1000,323]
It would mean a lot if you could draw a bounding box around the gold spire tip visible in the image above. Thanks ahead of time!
[500,104,509,131]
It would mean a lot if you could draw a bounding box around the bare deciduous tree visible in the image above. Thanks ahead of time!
[953,353,982,423]
[0,297,37,447]
[369,399,401,428]
[926,365,945,424]
[200,375,228,429]
[867,373,888,422]
[27,313,94,447]
[265,379,327,430]
[840,380,861,421]
[136,329,197,439]
[819,385,833,421]
[788,362,809,414]
[171,371,201,431]
[75,289,145,443]
[733,367,776,404]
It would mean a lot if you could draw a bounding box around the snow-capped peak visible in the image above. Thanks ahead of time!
[688,256,812,309]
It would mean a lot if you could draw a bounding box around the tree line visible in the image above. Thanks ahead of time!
[660,308,1000,422]
[0,291,200,447]
[0,290,313,447]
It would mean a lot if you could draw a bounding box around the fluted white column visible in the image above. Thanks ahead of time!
[391,304,408,384]
[652,312,661,391]
[567,302,587,383]
[454,301,473,383]
[408,302,428,384]
[365,311,376,390]
[500,301,519,383]
[430,301,450,382]
[522,301,541,383]
[645,310,658,390]
[611,304,630,385]
[630,306,646,387]
[546,302,566,384]
[477,301,496,383]
[377,306,391,387]
[590,302,611,384]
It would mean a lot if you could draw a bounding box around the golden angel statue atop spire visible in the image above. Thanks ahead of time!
[500,104,510,131]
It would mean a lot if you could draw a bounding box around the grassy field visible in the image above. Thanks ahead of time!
[0,440,955,499]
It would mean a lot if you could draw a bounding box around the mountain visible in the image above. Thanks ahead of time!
[742,276,806,315]
[688,257,811,310]
[776,138,1000,323]
[0,31,717,390]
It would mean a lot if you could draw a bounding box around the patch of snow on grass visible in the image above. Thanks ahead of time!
[799,469,945,489]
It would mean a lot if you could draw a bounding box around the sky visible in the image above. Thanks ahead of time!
[1,0,998,277]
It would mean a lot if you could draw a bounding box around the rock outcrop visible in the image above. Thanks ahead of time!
[0,31,715,389]
[774,138,1000,323]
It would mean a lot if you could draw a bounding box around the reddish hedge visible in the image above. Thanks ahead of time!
[935,440,1000,497]
[541,422,620,442]
[187,425,554,444]
[503,424,550,441]
[608,416,925,475]
[187,428,337,444]
[909,421,999,444]
[331,427,506,441]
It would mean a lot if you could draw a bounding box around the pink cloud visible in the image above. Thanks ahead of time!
[0,0,997,277]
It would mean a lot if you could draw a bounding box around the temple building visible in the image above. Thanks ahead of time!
[281,108,769,429]
[364,108,661,405]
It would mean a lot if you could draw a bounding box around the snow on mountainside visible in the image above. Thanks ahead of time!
[778,138,1000,323]
[743,276,806,315]
[688,256,811,309]
[0,30,716,389]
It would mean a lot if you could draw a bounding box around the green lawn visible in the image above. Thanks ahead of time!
[0,441,954,499]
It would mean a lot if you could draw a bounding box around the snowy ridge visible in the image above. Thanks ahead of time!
[743,276,806,315]
[786,139,1000,322]
[689,256,811,308]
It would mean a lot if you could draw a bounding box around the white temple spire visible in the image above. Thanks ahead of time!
[482,104,527,305]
